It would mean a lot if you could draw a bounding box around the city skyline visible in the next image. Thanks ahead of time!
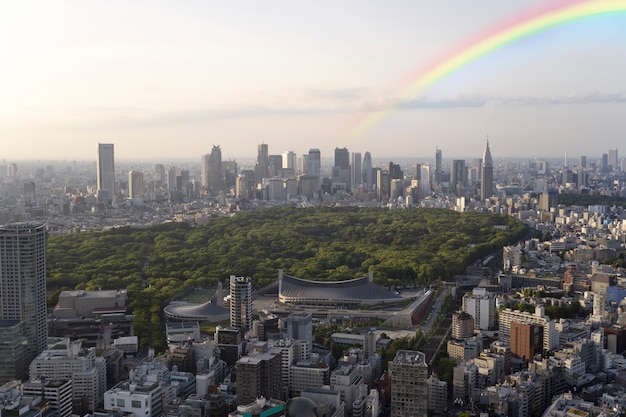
[1,1,625,160]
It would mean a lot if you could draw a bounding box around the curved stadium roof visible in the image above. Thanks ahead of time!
[163,301,229,323]
[278,272,403,306]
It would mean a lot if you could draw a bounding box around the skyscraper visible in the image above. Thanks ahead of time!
[419,164,431,198]
[450,160,465,197]
[480,141,494,201]
[256,143,270,182]
[282,151,297,170]
[0,222,48,363]
[332,147,351,188]
[229,275,252,331]
[608,148,618,171]
[362,152,373,189]
[202,145,223,194]
[351,152,362,187]
[435,147,442,183]
[128,170,144,198]
[97,143,115,199]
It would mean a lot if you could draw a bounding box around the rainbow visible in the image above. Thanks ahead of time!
[350,0,626,138]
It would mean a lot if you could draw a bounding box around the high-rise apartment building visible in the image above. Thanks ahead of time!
[480,141,493,201]
[608,148,618,171]
[451,311,475,339]
[462,288,495,331]
[0,222,48,362]
[97,143,115,199]
[229,275,252,331]
[389,350,428,417]
[128,170,144,198]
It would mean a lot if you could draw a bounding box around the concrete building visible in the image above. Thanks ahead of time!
[230,275,252,331]
[510,322,542,362]
[23,378,73,417]
[499,306,559,352]
[128,170,144,198]
[29,339,107,412]
[462,288,495,331]
[104,380,163,417]
[290,359,330,398]
[235,346,282,405]
[427,375,447,416]
[452,311,475,339]
[389,350,428,417]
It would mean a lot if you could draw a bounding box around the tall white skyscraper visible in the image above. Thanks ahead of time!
[0,222,48,362]
[97,143,115,198]
[419,164,431,198]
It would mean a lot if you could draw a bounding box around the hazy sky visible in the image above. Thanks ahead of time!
[1,0,625,161]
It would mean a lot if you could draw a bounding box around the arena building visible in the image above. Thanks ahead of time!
[278,269,403,308]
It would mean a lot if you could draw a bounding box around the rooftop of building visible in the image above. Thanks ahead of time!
[392,350,426,366]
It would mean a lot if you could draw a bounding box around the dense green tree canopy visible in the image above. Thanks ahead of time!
[48,207,526,295]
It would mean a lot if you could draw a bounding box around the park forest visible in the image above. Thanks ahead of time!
[47,207,528,352]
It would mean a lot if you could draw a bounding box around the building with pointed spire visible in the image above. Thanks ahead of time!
[480,141,494,201]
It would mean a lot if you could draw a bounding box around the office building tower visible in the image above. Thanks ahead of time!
[256,143,270,182]
[351,152,362,187]
[128,170,144,198]
[166,166,177,191]
[268,155,283,177]
[229,276,252,331]
[601,153,609,171]
[0,222,48,362]
[480,141,494,201]
[362,152,373,189]
[579,156,587,169]
[376,170,390,200]
[435,148,443,184]
[389,350,428,417]
[307,148,321,174]
[332,147,351,188]
[388,162,403,180]
[97,143,115,199]
[608,148,618,171]
[450,160,465,197]
[334,147,350,169]
[154,164,165,185]
[6,163,17,177]
[223,160,238,190]
[282,151,297,170]
[419,164,431,198]
[202,145,223,194]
